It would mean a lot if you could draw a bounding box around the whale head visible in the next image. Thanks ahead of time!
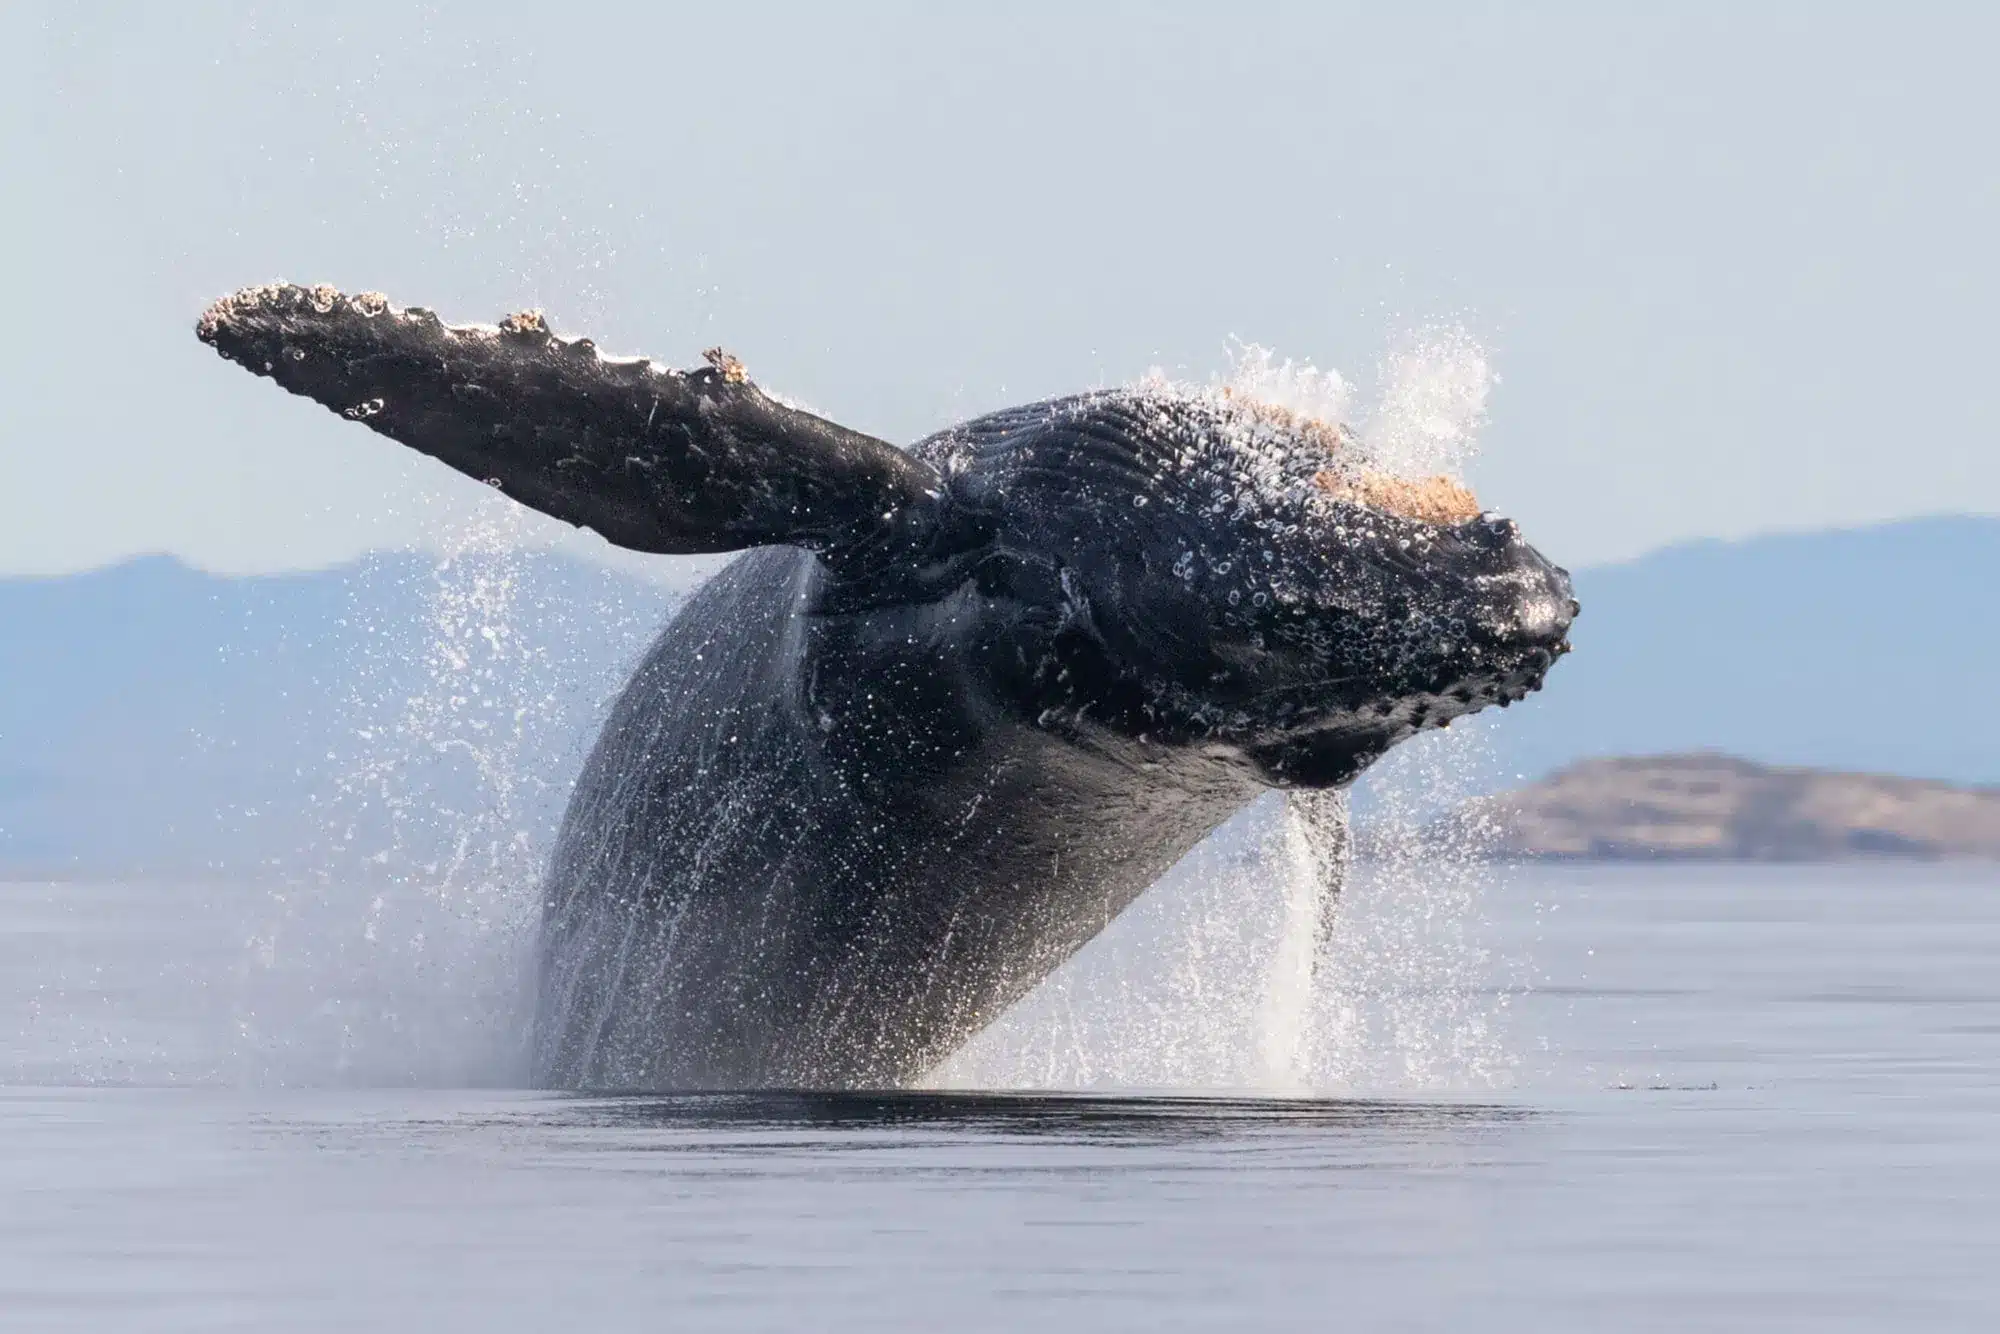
[928,388,1576,788]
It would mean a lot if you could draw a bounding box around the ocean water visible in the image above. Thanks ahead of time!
[2,862,1995,1332]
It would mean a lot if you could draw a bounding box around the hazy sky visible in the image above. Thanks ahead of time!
[5,3,1995,576]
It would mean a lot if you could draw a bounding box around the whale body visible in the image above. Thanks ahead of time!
[198,283,1576,1088]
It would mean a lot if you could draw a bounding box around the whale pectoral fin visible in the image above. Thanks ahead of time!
[197,283,942,557]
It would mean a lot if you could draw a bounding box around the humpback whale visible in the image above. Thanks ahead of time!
[198,282,1576,1089]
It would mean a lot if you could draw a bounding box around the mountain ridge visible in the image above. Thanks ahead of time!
[0,549,678,877]
[1493,512,2000,788]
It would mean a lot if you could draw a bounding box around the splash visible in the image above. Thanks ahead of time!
[1309,726,1512,1091]
[223,497,675,1087]
[1263,788,1348,1088]
[1218,327,1492,484]
[1360,328,1492,481]
[227,507,538,1084]
[1220,337,1357,432]
[930,727,1512,1095]
[3,515,673,1088]
[936,732,1512,1096]
[1124,330,1489,529]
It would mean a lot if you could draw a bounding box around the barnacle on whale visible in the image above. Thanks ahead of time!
[1312,469,1482,526]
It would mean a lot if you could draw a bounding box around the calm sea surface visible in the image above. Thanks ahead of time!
[2,863,1996,1332]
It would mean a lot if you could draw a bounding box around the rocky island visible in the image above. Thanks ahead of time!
[1463,754,2000,861]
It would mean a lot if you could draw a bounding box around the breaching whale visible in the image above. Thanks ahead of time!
[198,282,1576,1089]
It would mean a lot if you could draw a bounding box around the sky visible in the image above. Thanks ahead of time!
[4,2,1995,578]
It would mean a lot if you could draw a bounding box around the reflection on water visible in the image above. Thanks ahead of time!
[550,1089,1532,1142]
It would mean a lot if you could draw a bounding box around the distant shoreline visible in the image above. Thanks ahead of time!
[1425,753,2000,863]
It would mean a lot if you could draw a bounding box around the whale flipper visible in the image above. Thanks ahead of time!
[197,283,941,558]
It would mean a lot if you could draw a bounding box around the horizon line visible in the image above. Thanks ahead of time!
[4,510,1995,584]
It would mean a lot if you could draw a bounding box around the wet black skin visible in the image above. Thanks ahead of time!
[196,285,1575,1089]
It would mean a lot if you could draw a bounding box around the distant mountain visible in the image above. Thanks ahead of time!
[1490,515,2000,789]
[3,514,1995,874]
[1459,753,2000,861]
[0,552,677,877]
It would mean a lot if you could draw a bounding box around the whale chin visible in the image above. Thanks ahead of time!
[1243,724,1406,790]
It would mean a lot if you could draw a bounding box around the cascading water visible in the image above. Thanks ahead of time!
[1308,726,1513,1091]
[224,500,670,1087]
[928,734,1511,1096]
[231,506,542,1086]
[1265,788,1349,1088]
